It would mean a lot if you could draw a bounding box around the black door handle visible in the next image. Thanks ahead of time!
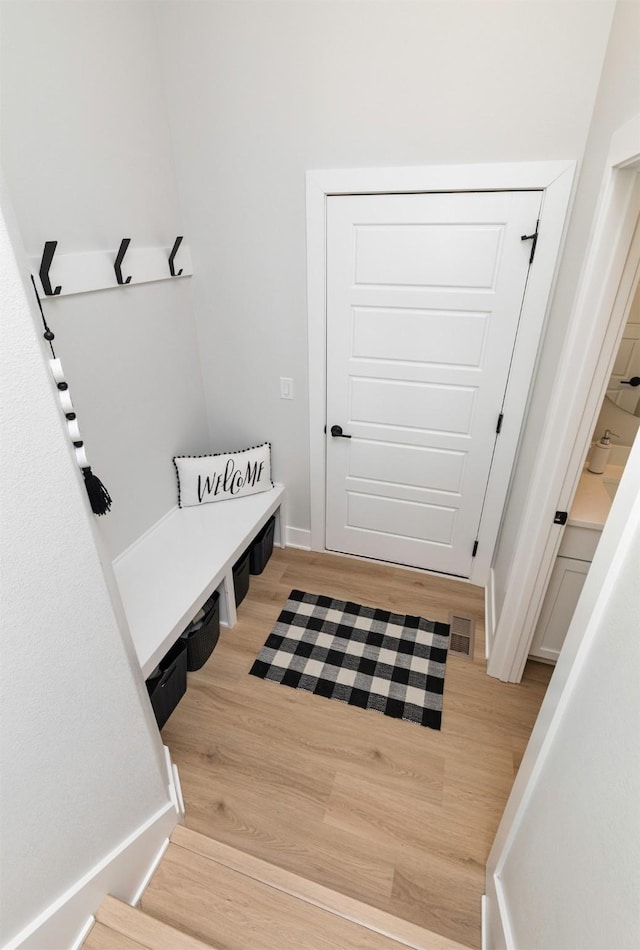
[620,376,640,387]
[330,425,351,439]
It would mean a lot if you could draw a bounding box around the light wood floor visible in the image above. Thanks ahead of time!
[86,894,212,949]
[162,548,552,949]
[140,826,470,949]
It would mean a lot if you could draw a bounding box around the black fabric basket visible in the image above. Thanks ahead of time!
[182,591,220,671]
[250,516,275,576]
[146,638,187,731]
[233,548,251,607]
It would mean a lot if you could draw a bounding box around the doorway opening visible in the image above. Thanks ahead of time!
[488,117,640,682]
[527,272,640,664]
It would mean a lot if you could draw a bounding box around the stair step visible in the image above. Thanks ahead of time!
[140,825,469,950]
[92,895,214,949]
[83,920,147,950]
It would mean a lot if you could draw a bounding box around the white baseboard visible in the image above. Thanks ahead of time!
[69,915,95,950]
[494,875,514,949]
[286,526,311,550]
[485,568,497,660]
[483,878,511,950]
[164,744,185,822]
[130,838,170,906]
[481,895,487,950]
[172,764,185,821]
[6,745,186,950]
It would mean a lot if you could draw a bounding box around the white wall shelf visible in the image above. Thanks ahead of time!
[29,240,193,298]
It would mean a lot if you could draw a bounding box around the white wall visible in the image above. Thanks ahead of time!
[486,399,640,949]
[492,0,640,620]
[594,395,640,448]
[594,281,640,442]
[0,0,209,559]
[156,0,614,535]
[0,183,171,947]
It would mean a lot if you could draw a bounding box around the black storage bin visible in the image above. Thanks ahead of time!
[146,638,187,730]
[233,548,251,607]
[250,516,275,576]
[182,591,220,671]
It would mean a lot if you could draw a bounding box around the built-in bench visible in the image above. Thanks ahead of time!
[112,485,286,677]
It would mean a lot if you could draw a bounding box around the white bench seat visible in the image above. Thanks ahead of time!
[113,484,286,677]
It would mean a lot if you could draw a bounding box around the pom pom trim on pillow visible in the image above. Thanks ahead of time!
[173,442,273,508]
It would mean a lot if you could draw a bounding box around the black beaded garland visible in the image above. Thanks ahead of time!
[30,273,113,516]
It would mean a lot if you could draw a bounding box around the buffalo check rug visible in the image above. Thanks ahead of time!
[249,589,450,730]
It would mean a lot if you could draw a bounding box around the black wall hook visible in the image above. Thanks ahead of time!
[39,241,62,296]
[114,239,132,285]
[168,236,184,277]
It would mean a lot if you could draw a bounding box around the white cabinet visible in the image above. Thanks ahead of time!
[529,523,602,664]
[529,557,590,662]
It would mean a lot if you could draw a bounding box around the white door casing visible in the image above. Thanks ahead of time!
[325,190,542,578]
[487,117,640,680]
[306,161,576,587]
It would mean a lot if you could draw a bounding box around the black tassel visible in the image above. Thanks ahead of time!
[82,467,113,516]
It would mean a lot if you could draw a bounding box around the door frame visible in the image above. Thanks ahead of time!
[306,161,575,586]
[487,115,640,681]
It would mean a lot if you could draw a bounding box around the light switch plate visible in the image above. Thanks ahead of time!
[280,377,294,399]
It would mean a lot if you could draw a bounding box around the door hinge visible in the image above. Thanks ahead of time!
[554,511,568,525]
[496,413,504,434]
[521,219,539,265]
[472,540,479,557]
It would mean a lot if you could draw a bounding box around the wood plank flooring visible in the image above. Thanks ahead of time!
[144,838,417,950]
[93,896,213,949]
[141,826,470,949]
[83,922,146,950]
[161,548,552,949]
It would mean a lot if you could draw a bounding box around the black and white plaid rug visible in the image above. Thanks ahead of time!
[249,589,450,730]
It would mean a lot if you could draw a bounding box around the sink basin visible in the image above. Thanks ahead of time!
[602,478,620,502]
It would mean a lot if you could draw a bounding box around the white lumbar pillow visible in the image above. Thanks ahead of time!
[173,442,272,508]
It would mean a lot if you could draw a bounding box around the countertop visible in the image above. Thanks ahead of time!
[568,463,624,530]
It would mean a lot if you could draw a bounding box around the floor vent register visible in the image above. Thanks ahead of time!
[448,612,475,658]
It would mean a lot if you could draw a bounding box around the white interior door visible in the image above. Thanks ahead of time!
[325,190,542,577]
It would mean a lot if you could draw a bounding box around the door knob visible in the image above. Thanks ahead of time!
[330,424,352,439]
[620,376,640,387]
